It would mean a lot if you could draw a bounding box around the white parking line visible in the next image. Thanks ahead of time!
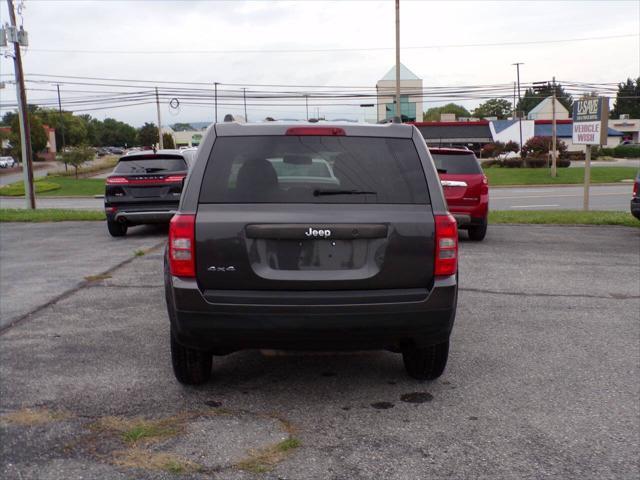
[510,204,560,209]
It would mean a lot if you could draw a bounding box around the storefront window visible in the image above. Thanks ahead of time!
[385,95,416,121]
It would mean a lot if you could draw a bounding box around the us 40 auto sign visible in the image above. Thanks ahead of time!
[572,97,608,145]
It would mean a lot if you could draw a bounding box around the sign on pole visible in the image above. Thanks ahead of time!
[572,97,608,145]
[572,97,608,211]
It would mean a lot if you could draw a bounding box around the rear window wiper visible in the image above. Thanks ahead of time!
[313,189,377,196]
[437,168,447,174]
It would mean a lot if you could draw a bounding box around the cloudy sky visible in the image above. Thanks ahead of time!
[0,0,638,126]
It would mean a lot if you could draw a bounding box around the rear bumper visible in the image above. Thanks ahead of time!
[166,274,458,352]
[105,201,178,225]
[448,199,488,228]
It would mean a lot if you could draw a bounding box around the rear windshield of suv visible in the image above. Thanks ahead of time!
[199,136,430,204]
[430,152,482,174]
[114,156,187,174]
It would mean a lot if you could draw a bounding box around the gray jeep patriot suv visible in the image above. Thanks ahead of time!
[164,122,459,385]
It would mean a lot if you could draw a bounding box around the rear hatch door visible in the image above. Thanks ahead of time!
[195,134,435,291]
[430,150,484,207]
[106,154,187,204]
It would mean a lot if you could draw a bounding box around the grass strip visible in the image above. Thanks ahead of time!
[0,180,61,196]
[484,166,638,186]
[489,210,639,228]
[0,176,105,197]
[0,208,105,222]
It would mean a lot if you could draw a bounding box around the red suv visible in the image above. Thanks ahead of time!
[429,147,489,241]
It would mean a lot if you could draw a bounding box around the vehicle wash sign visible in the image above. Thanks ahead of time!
[572,97,608,145]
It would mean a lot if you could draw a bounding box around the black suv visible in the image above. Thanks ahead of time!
[165,123,459,384]
[105,150,189,237]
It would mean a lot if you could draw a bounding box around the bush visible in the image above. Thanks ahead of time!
[481,159,503,168]
[613,144,640,158]
[594,147,615,158]
[481,141,519,160]
[521,136,568,160]
[525,157,547,168]
[503,158,524,168]
[567,151,585,161]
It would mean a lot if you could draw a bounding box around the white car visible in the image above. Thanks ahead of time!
[0,156,16,168]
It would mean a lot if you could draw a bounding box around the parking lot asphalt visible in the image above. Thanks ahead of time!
[1,224,639,479]
[0,222,167,330]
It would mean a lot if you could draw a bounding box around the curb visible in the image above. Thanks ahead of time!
[489,183,631,189]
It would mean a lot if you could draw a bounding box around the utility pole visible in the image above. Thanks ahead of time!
[512,62,524,154]
[155,87,163,149]
[242,87,248,121]
[214,82,219,123]
[305,94,309,121]
[56,84,65,153]
[512,82,516,119]
[7,0,35,209]
[394,0,401,120]
[551,76,557,177]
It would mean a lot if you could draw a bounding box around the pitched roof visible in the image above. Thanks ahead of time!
[492,119,518,133]
[380,63,421,81]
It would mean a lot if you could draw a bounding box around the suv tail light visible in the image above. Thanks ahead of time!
[169,214,196,277]
[106,176,129,185]
[481,175,489,194]
[434,214,458,277]
[165,175,186,183]
[633,180,639,197]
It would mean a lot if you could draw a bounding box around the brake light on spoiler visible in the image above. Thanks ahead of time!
[106,175,186,185]
[285,127,345,136]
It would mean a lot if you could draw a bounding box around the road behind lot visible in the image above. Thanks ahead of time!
[0,223,638,479]
[0,222,166,330]
[0,183,636,211]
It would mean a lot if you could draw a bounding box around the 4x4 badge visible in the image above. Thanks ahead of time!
[207,266,236,272]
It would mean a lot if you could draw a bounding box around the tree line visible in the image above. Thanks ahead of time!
[422,78,640,121]
[0,105,165,160]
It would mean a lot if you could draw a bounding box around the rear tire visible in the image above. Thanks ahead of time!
[467,219,487,241]
[402,341,449,380]
[170,332,212,385]
[107,220,128,237]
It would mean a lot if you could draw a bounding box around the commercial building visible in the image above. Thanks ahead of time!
[376,64,423,122]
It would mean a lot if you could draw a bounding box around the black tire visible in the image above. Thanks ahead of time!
[107,220,128,237]
[467,219,487,242]
[170,332,212,385]
[402,341,449,380]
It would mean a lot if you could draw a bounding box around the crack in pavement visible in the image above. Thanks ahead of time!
[460,287,640,300]
[0,242,166,336]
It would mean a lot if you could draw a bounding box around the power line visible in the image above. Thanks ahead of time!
[23,33,639,55]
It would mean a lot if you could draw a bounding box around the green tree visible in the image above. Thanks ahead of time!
[36,109,89,148]
[162,133,175,149]
[171,123,194,131]
[9,113,48,161]
[61,146,95,178]
[516,83,573,116]
[472,99,513,119]
[610,78,640,119]
[137,122,159,147]
[100,118,137,147]
[422,103,471,121]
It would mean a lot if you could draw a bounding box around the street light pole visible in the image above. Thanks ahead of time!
[214,82,219,123]
[512,62,524,153]
[7,0,35,209]
[394,0,401,120]
[56,84,65,153]
[242,88,248,122]
[155,87,163,149]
